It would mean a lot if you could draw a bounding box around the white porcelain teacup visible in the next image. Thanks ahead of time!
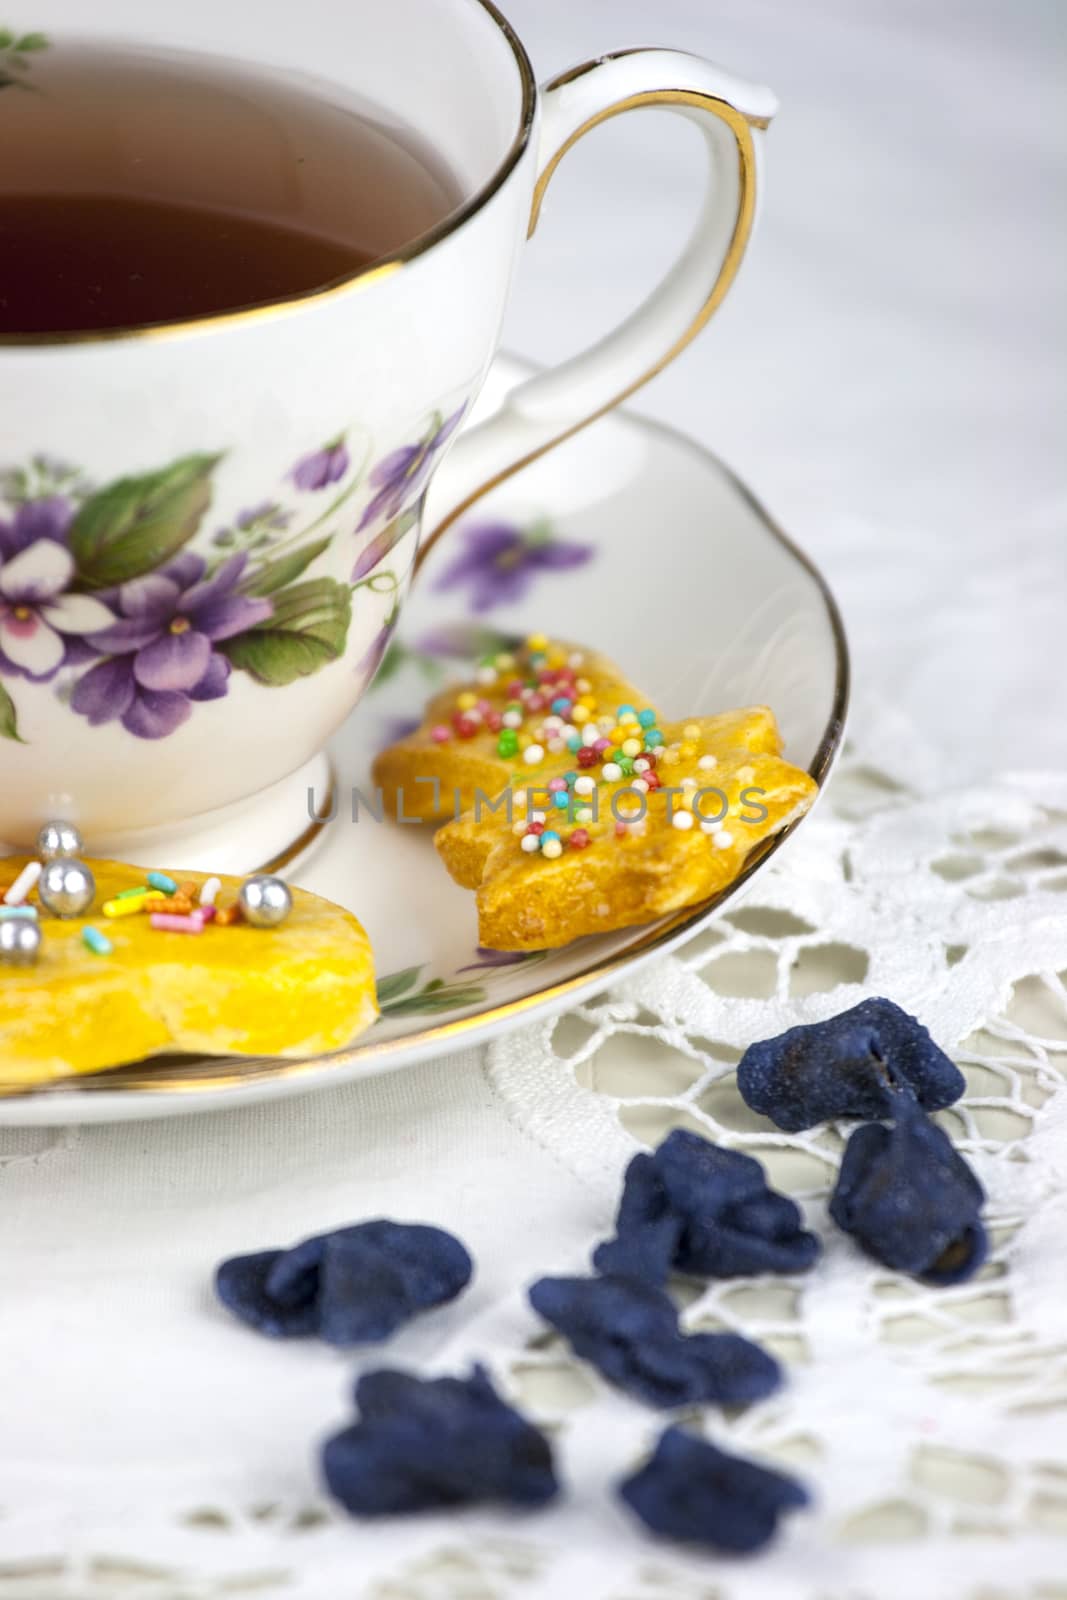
[0,0,775,867]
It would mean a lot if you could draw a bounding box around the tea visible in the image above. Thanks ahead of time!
[0,42,463,334]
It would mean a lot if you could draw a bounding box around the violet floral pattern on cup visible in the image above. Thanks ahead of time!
[0,405,465,743]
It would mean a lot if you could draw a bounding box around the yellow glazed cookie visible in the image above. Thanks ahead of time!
[435,708,817,950]
[371,633,650,823]
[0,860,377,1089]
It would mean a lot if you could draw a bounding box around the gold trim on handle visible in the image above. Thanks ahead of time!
[415,83,761,575]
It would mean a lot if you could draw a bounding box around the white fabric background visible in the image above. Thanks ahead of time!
[2,2,1065,1595]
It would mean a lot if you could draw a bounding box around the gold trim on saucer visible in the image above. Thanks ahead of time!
[415,79,761,574]
[0,0,537,348]
[5,420,849,1104]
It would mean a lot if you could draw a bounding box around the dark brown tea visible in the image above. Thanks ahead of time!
[0,43,463,335]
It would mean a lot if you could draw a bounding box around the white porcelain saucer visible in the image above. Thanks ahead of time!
[0,356,848,1124]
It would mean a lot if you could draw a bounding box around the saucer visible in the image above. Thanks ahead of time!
[0,356,848,1124]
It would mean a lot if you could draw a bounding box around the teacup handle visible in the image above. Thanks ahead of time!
[417,49,776,571]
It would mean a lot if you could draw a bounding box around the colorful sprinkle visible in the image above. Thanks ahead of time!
[520,834,541,854]
[4,860,41,906]
[147,871,178,895]
[82,926,113,956]
[0,904,38,920]
[712,830,734,850]
[569,829,591,850]
[523,744,545,766]
[672,811,695,831]
[541,837,563,859]
[602,762,623,782]
[150,911,205,934]
[430,724,450,744]
[200,877,222,907]
[638,709,657,728]
[698,754,718,771]
[103,895,148,919]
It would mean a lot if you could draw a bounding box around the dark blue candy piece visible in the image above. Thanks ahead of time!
[322,1364,558,1515]
[529,1274,781,1409]
[214,1249,319,1338]
[594,1130,819,1285]
[215,1220,472,1344]
[593,1152,682,1284]
[737,997,966,1132]
[829,1099,987,1284]
[619,1426,810,1552]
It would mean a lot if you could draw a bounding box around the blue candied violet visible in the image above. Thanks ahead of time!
[528,1274,781,1409]
[619,1426,810,1553]
[322,1364,558,1515]
[215,1220,472,1344]
[213,1249,320,1338]
[593,1130,819,1286]
[737,997,966,1133]
[829,1099,987,1284]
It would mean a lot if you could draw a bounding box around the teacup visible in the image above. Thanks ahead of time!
[0,0,775,868]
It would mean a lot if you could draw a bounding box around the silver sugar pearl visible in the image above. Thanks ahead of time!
[0,917,42,965]
[37,820,84,862]
[38,858,96,919]
[238,874,292,929]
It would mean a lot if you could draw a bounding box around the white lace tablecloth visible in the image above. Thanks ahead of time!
[2,3,1065,1595]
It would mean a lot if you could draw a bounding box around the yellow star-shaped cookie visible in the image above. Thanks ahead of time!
[371,633,651,823]
[434,708,816,950]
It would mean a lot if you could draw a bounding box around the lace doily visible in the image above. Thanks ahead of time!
[2,757,1065,1598]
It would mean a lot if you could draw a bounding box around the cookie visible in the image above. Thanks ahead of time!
[371,633,650,823]
[0,859,377,1089]
[435,708,816,950]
